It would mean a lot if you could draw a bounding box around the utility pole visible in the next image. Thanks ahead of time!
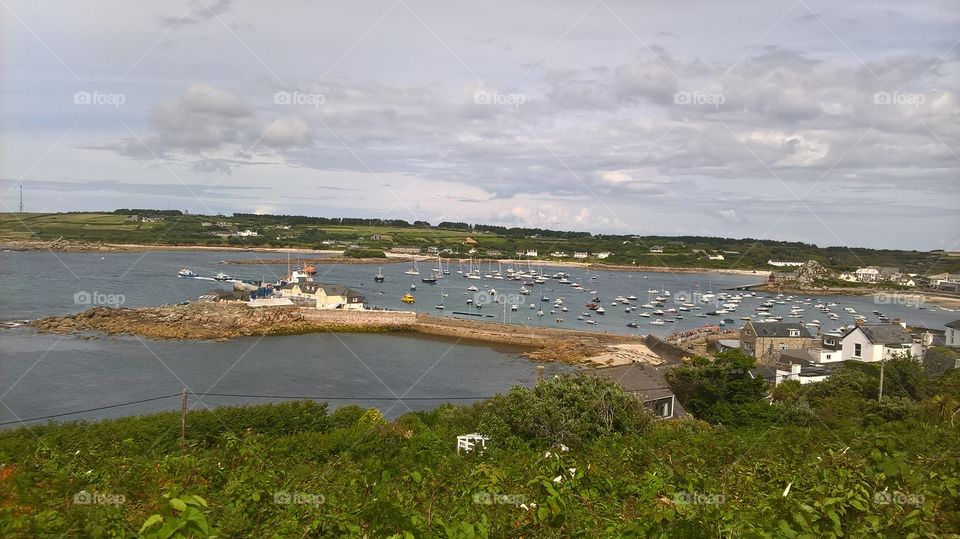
[19,181,23,213]
[878,357,885,400]
[180,388,188,446]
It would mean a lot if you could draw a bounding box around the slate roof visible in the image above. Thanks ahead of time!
[284,282,363,300]
[747,321,812,338]
[857,324,913,345]
[777,348,819,364]
[946,319,960,330]
[593,363,686,417]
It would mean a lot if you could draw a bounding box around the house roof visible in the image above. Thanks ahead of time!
[777,348,819,365]
[284,282,363,300]
[746,321,812,338]
[946,319,960,330]
[318,285,364,299]
[593,363,685,416]
[855,324,913,345]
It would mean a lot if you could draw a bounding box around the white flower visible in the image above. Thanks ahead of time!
[568,468,577,475]
[782,482,792,497]
[553,475,562,483]
[544,451,552,458]
[520,503,529,511]
[560,444,570,452]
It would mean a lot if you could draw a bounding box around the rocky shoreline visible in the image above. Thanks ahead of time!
[25,304,663,366]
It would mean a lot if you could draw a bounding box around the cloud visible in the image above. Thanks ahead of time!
[118,84,312,169]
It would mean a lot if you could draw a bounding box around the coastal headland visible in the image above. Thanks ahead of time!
[26,304,664,366]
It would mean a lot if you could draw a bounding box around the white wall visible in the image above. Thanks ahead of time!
[842,329,883,362]
[947,327,960,347]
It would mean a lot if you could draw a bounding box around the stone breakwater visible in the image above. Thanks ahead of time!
[26,304,663,365]
[29,304,415,340]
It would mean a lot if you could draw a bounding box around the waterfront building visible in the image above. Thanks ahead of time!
[740,321,814,362]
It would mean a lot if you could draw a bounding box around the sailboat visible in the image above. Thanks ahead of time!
[404,258,420,275]
[435,288,445,310]
[374,267,385,283]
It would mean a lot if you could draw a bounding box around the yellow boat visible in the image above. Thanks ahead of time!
[401,293,415,304]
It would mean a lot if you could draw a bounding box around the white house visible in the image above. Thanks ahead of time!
[280,282,366,310]
[767,260,803,267]
[839,272,857,282]
[594,251,612,259]
[708,254,725,261]
[237,229,259,237]
[550,251,569,258]
[649,246,664,253]
[524,249,538,257]
[775,363,831,385]
[841,324,921,362]
[573,252,589,259]
[946,320,960,348]
[854,267,880,283]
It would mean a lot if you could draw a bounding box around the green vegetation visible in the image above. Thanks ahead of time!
[2,211,958,274]
[1,362,958,537]
[341,248,386,259]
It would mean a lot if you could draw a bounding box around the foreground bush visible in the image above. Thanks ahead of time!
[0,374,957,536]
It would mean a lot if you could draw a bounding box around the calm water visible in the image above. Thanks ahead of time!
[3,250,953,335]
[1,249,956,427]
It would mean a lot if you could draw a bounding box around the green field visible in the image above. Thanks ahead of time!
[2,211,958,274]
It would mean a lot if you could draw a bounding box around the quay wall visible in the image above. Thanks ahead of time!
[644,334,692,364]
[298,309,417,328]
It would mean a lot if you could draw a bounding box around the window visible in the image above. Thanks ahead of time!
[789,329,800,337]
[854,343,862,357]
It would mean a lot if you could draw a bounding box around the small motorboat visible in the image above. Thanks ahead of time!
[214,272,231,281]
[401,293,415,304]
[178,268,197,278]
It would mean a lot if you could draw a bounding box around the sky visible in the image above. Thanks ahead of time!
[1,0,957,250]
